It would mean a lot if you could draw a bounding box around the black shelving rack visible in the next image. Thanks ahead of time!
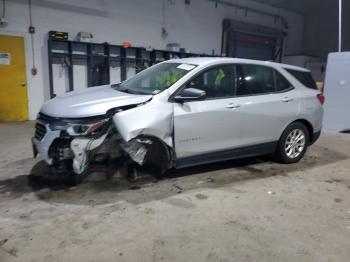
[48,38,216,98]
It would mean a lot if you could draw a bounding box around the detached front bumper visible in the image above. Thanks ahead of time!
[32,116,112,175]
[32,121,61,165]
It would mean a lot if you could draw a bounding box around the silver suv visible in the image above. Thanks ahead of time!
[32,58,324,179]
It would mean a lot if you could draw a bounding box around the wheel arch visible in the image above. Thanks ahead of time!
[122,134,175,173]
[284,119,314,144]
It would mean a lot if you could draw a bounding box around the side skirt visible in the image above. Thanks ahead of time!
[175,141,278,169]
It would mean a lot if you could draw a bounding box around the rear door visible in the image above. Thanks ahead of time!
[234,64,299,146]
[173,64,243,159]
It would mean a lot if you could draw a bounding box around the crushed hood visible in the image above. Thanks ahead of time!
[40,85,152,118]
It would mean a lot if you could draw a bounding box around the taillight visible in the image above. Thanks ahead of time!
[317,94,325,105]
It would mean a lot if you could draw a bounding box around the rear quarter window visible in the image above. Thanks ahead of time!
[285,68,318,90]
[274,70,293,92]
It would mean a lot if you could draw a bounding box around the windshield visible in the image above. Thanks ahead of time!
[112,62,196,95]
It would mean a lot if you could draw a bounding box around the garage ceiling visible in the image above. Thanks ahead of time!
[251,0,337,14]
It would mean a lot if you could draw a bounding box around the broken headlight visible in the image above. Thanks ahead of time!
[67,119,109,136]
[49,119,109,136]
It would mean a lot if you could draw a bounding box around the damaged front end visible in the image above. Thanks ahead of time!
[33,112,118,175]
[32,102,175,178]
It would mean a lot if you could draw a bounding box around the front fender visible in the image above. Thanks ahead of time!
[113,101,174,147]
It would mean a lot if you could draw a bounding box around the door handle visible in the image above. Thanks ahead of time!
[282,97,293,102]
[21,82,26,87]
[226,103,241,109]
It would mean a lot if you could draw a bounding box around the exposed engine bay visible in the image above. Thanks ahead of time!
[32,101,175,179]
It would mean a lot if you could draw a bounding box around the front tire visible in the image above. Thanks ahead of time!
[275,122,309,164]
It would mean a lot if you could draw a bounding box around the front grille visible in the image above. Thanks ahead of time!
[34,122,47,141]
[34,113,55,141]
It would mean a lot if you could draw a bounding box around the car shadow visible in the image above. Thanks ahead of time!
[0,144,348,205]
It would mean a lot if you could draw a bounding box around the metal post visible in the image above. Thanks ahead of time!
[67,42,74,92]
[47,39,54,98]
[339,0,342,52]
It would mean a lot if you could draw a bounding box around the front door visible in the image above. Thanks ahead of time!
[0,35,28,121]
[174,64,243,161]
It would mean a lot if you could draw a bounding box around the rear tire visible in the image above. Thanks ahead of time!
[275,122,309,164]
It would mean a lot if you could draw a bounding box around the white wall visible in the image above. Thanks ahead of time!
[0,0,304,120]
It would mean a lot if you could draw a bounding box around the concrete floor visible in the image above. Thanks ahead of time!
[0,122,349,262]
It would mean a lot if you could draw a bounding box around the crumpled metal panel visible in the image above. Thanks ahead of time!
[120,138,153,165]
[70,133,108,174]
[113,100,174,147]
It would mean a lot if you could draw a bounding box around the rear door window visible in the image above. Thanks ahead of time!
[236,64,275,96]
[285,69,317,89]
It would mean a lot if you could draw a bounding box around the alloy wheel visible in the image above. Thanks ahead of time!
[284,129,306,159]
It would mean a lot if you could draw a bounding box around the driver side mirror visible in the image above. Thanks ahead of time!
[174,88,206,103]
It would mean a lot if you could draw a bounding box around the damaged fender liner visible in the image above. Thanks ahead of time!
[121,136,174,174]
